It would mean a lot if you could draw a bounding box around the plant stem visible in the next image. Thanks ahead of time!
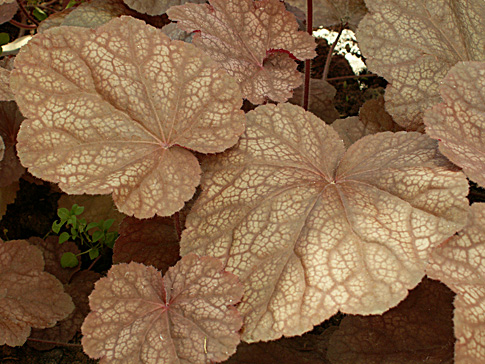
[302,0,313,111]
[87,254,101,271]
[9,19,37,29]
[322,25,344,81]
[27,337,82,347]
[16,0,39,26]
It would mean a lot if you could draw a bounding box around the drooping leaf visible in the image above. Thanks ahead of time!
[181,103,469,342]
[327,278,454,364]
[167,0,317,104]
[285,0,368,30]
[356,0,485,130]
[0,101,26,187]
[289,77,340,124]
[113,216,180,273]
[0,239,74,346]
[11,16,245,218]
[123,0,205,16]
[81,255,243,364]
[424,61,485,188]
[427,203,485,363]
[332,96,403,147]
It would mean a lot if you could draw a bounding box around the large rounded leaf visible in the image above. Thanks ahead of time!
[11,16,245,218]
[424,61,485,188]
[181,103,469,342]
[81,255,243,364]
[427,203,485,363]
[357,0,485,130]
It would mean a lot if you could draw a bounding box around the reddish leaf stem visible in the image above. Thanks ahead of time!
[9,19,37,29]
[16,0,39,26]
[322,25,344,81]
[86,255,101,271]
[27,337,82,347]
[302,0,313,111]
[173,212,182,240]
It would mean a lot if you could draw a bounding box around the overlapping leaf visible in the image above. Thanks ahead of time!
[123,0,205,16]
[181,102,469,342]
[427,203,485,363]
[0,239,74,346]
[424,61,485,188]
[11,16,245,218]
[327,278,454,364]
[0,68,14,101]
[285,0,367,30]
[82,254,243,364]
[167,0,316,104]
[357,0,485,130]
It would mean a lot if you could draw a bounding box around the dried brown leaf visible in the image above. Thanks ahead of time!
[427,203,485,363]
[58,194,125,233]
[0,181,18,219]
[327,278,454,364]
[181,103,469,342]
[0,68,14,101]
[357,0,485,130]
[289,77,340,124]
[0,101,26,187]
[424,61,485,188]
[82,255,243,364]
[112,216,180,273]
[0,239,74,346]
[0,1,17,25]
[167,0,316,104]
[11,16,245,218]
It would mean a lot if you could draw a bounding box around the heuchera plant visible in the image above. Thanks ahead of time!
[1,0,484,363]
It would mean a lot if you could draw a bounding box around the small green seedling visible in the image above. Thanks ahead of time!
[49,204,118,268]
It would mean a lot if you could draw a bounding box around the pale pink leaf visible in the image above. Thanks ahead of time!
[427,203,485,363]
[327,278,454,364]
[0,239,74,346]
[356,0,485,130]
[112,216,180,273]
[123,0,205,16]
[167,0,317,104]
[181,103,469,342]
[82,255,243,364]
[285,0,367,30]
[424,61,485,188]
[11,16,245,218]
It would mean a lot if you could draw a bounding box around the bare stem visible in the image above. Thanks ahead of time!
[16,0,39,26]
[302,0,313,110]
[322,25,344,81]
[9,19,37,29]
[86,254,101,271]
